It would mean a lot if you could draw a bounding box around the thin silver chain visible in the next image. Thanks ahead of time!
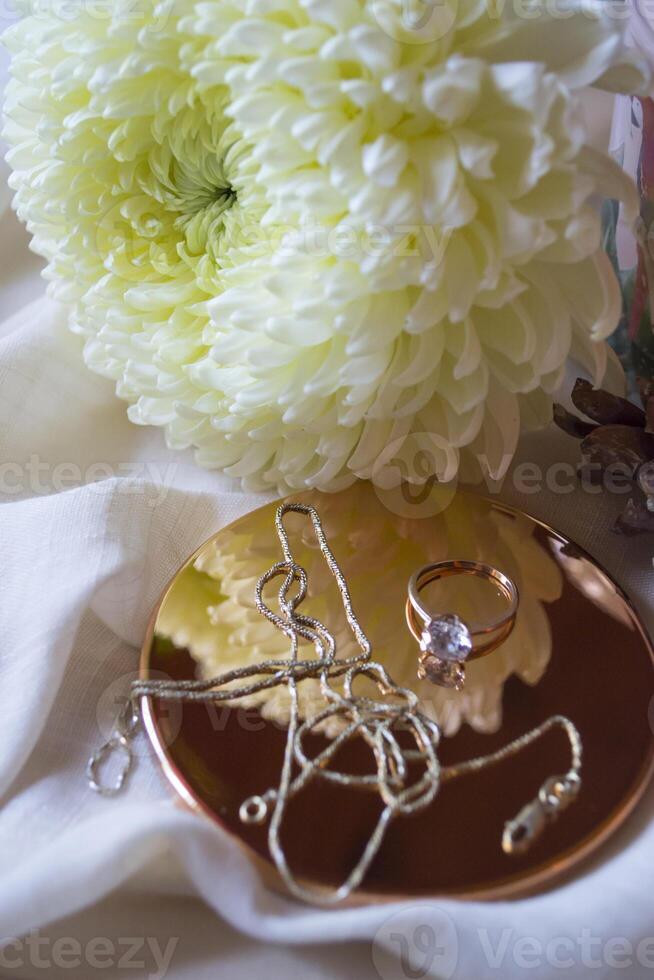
[88,502,583,904]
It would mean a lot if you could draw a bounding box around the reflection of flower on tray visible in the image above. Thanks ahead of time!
[156,487,562,736]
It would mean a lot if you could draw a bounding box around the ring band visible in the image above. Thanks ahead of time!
[406,560,519,689]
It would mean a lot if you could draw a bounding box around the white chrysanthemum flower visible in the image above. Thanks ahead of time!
[2,1,648,490]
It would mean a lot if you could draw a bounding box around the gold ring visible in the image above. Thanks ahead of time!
[406,560,519,690]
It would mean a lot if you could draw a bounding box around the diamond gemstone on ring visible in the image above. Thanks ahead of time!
[420,614,472,663]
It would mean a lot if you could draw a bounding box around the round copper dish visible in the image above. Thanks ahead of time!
[140,485,654,902]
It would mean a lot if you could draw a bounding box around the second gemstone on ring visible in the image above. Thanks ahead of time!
[417,657,466,690]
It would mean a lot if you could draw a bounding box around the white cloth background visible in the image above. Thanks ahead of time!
[1,43,654,980]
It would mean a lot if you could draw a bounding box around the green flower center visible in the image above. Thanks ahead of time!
[172,157,237,219]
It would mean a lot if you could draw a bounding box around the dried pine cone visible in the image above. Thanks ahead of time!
[554,379,654,535]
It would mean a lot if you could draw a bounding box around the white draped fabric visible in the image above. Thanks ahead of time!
[2,47,654,980]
